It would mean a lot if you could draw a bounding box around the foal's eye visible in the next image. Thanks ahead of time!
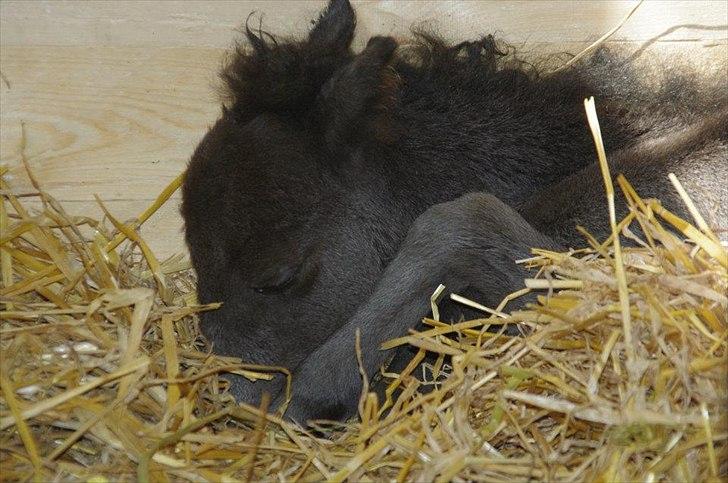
[250,267,296,295]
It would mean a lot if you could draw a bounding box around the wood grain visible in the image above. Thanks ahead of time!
[2,1,726,47]
[1,1,726,257]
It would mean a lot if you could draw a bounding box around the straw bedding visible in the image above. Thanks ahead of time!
[1,105,726,482]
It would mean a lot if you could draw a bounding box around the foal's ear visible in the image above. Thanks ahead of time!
[308,0,356,52]
[318,36,398,151]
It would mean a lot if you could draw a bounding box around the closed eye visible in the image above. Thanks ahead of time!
[250,266,296,295]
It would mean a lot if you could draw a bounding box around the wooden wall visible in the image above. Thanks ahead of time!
[1,1,726,258]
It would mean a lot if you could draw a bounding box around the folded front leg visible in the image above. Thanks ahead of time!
[274,193,560,423]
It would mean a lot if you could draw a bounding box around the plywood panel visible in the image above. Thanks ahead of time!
[1,1,726,258]
[1,1,726,47]
[1,46,219,197]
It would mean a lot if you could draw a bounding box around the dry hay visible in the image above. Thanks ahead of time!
[1,103,727,482]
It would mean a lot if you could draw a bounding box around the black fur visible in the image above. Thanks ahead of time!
[181,0,727,423]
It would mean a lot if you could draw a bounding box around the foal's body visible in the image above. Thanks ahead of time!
[181,0,727,422]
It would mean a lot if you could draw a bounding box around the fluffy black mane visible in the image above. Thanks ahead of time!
[219,5,725,143]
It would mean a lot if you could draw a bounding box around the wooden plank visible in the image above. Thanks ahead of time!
[1,46,219,200]
[1,1,726,47]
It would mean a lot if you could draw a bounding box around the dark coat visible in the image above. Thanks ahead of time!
[181,0,727,422]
